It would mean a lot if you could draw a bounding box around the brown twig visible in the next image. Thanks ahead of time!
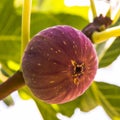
[0,71,25,100]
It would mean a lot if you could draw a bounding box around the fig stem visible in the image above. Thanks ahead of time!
[92,25,120,43]
[21,0,32,62]
[90,0,97,18]
[0,71,25,100]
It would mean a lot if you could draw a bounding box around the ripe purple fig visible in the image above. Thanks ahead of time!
[22,25,98,104]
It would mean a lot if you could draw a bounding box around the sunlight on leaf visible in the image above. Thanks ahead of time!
[7,61,20,71]
[18,87,31,100]
[38,0,89,20]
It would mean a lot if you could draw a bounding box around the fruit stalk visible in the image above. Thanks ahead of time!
[0,71,25,100]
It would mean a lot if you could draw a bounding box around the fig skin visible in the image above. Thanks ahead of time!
[22,25,98,104]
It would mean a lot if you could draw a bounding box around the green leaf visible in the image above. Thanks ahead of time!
[19,81,120,120]
[99,37,120,68]
[35,100,58,120]
[92,82,120,118]
[0,0,21,63]
[18,84,97,119]
[0,40,21,63]
[30,12,60,37]
[0,62,13,76]
[18,85,97,119]
[54,13,88,30]
[30,12,88,37]
[57,82,120,119]
[57,85,97,117]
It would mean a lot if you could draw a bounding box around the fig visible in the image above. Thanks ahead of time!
[22,25,98,104]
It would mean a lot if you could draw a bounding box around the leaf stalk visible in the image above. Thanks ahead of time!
[92,25,120,43]
[21,0,32,60]
[90,0,97,18]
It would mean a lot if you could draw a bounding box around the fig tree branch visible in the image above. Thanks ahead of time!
[0,71,25,100]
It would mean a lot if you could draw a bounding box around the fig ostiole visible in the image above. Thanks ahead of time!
[22,25,98,104]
